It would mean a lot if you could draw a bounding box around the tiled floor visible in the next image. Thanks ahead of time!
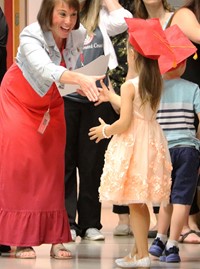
[1,203,200,269]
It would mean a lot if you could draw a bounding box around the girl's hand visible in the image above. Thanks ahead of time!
[94,80,111,106]
[88,117,106,143]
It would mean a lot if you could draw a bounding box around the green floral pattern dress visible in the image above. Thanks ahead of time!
[108,0,134,95]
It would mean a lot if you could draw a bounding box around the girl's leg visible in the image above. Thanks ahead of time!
[129,203,150,259]
[115,204,151,267]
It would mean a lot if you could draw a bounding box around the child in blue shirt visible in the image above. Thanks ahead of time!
[149,44,200,263]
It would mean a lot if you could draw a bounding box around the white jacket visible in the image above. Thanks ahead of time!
[99,6,132,70]
[16,22,86,97]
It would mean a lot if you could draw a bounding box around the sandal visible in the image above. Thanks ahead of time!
[50,244,72,259]
[179,230,200,244]
[15,247,36,259]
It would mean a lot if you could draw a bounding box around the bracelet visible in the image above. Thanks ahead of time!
[102,124,111,139]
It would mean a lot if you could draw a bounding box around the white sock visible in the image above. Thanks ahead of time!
[156,233,168,243]
[166,239,178,250]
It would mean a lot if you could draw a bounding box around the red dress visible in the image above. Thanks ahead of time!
[0,63,71,246]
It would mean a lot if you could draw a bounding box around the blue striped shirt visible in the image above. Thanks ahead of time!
[157,78,200,150]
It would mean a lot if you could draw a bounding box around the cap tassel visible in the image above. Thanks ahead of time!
[193,52,198,60]
[173,60,177,68]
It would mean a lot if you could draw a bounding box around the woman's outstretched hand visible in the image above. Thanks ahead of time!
[76,74,105,102]
[60,71,105,102]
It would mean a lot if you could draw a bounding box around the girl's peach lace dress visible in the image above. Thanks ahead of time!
[99,77,172,206]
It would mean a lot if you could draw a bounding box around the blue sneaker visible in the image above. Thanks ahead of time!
[159,246,181,263]
[149,237,165,257]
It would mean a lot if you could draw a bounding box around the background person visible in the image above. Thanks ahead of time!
[63,0,132,241]
[0,6,8,83]
[108,0,134,237]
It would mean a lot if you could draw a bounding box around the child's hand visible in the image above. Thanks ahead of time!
[88,117,106,143]
[94,80,111,106]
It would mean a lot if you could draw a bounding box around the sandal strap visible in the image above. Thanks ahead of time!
[50,244,72,259]
[15,247,36,259]
[179,230,198,243]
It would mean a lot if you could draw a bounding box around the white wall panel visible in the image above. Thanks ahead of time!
[27,0,42,24]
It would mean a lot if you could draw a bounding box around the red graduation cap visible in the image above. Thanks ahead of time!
[160,24,197,73]
[125,18,197,74]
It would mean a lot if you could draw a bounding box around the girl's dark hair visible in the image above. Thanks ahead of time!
[134,51,163,112]
[183,0,200,23]
[133,0,174,18]
[37,0,80,32]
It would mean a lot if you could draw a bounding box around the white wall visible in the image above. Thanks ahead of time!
[27,0,42,24]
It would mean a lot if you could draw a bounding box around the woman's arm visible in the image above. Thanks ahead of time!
[89,80,134,143]
[100,1,133,36]
[170,8,200,44]
[102,0,122,11]
[59,71,104,101]
[18,24,101,101]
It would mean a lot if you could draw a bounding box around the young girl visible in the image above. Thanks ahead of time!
[89,18,174,267]
[111,0,174,235]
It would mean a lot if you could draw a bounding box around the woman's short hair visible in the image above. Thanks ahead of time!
[37,0,80,32]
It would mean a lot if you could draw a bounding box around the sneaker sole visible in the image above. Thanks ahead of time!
[160,254,181,263]
[149,245,163,257]
[84,236,105,241]
[113,232,130,236]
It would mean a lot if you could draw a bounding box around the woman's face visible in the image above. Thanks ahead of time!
[51,1,78,43]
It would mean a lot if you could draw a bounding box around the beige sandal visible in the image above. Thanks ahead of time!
[50,244,72,259]
[15,247,36,259]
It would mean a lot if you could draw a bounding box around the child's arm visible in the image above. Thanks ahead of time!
[89,80,134,143]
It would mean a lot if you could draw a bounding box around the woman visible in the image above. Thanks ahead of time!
[63,0,132,241]
[0,5,10,256]
[0,0,103,259]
